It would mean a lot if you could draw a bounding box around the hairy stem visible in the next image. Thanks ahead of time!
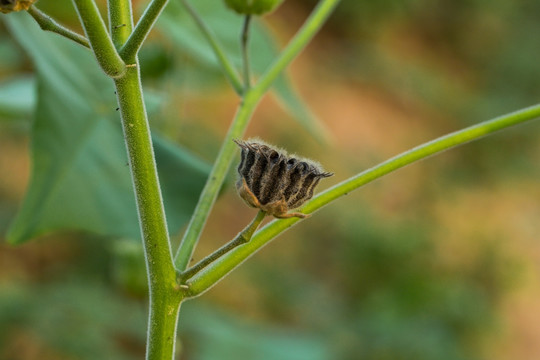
[120,0,170,61]
[181,210,266,280]
[241,14,252,91]
[107,0,133,48]
[181,0,243,95]
[174,0,342,271]
[174,91,260,270]
[115,60,182,360]
[184,103,540,297]
[27,5,90,48]
[72,0,126,77]
[110,1,182,358]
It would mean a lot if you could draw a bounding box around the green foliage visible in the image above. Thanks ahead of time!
[160,0,328,141]
[179,304,331,360]
[0,1,538,360]
[4,13,210,244]
[0,281,146,360]
[334,219,493,360]
[241,209,509,360]
[0,76,34,120]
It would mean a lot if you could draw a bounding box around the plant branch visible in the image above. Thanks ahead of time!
[111,2,182,358]
[115,50,182,360]
[174,91,260,270]
[184,103,540,297]
[174,0,342,271]
[181,210,266,280]
[27,5,89,48]
[181,0,244,95]
[119,0,169,61]
[241,14,252,91]
[72,0,126,77]
[107,0,133,48]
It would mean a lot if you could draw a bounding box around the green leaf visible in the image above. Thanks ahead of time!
[4,13,210,244]
[0,281,146,360]
[179,304,331,360]
[159,0,329,142]
[0,76,35,120]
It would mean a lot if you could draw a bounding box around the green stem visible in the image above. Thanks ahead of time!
[181,0,243,95]
[119,0,170,61]
[72,0,126,77]
[185,103,540,297]
[110,2,182,358]
[27,5,90,48]
[107,0,133,48]
[115,64,182,360]
[241,14,252,91]
[253,0,340,96]
[174,91,261,270]
[174,0,342,271]
[181,210,266,280]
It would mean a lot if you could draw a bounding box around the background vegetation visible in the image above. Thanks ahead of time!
[1,0,539,359]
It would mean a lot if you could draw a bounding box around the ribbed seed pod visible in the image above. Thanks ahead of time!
[0,0,37,14]
[234,139,333,219]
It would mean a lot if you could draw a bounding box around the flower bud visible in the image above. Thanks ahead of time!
[224,0,284,16]
[234,139,333,218]
[0,0,37,14]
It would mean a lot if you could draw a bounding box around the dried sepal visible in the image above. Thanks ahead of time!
[234,139,333,219]
[0,0,37,14]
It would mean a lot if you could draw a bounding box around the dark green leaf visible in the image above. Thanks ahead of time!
[4,13,209,244]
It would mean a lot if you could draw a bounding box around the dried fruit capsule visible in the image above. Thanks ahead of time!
[234,139,333,219]
[0,0,37,14]
[224,0,285,16]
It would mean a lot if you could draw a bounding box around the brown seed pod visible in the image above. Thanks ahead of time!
[234,139,333,219]
[0,0,37,14]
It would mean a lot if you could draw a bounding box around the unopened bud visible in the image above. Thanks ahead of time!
[234,139,333,219]
[224,0,284,16]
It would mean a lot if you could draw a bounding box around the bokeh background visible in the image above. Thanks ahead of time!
[1,0,540,359]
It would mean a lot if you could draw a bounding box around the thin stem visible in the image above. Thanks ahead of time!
[181,0,243,95]
[72,0,126,77]
[181,210,266,280]
[184,103,540,297]
[241,15,252,91]
[107,0,133,48]
[27,5,90,48]
[252,0,340,96]
[174,0,342,271]
[119,0,169,61]
[174,91,261,270]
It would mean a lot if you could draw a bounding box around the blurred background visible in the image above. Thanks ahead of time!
[1,0,540,359]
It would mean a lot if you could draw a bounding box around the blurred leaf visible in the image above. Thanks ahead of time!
[4,13,210,244]
[112,239,148,296]
[159,0,329,142]
[0,281,146,360]
[0,76,35,120]
[0,34,25,70]
[179,304,331,360]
